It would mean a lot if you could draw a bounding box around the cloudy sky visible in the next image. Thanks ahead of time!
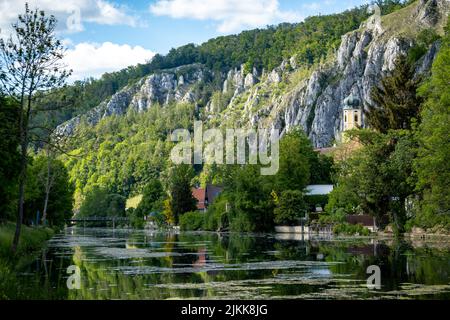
[0,0,369,82]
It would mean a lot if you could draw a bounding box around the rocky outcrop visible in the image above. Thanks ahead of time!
[55,64,207,136]
[56,0,449,148]
[218,0,449,147]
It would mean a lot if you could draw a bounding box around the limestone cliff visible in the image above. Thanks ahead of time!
[55,0,449,148]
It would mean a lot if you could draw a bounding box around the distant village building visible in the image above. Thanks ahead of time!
[192,184,223,212]
[192,188,206,212]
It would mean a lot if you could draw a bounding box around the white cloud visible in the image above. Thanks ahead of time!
[0,0,138,36]
[149,0,302,33]
[63,42,156,81]
[302,2,322,11]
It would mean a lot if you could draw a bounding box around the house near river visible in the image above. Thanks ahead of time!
[192,184,223,212]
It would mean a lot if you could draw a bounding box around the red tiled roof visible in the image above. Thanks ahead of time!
[192,188,206,210]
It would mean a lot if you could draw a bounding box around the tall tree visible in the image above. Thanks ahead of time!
[414,21,450,228]
[275,128,312,192]
[0,96,21,222]
[0,4,71,251]
[134,179,164,217]
[165,164,196,224]
[366,55,423,133]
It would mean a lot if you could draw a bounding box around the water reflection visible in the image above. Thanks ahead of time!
[12,227,450,299]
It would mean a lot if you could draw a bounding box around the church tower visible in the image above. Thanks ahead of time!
[341,93,362,141]
[343,93,362,130]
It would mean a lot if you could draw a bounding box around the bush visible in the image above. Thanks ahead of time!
[204,195,228,231]
[126,208,143,229]
[228,211,253,232]
[179,211,205,231]
[318,208,346,225]
[333,223,370,236]
[0,260,17,299]
[406,210,450,232]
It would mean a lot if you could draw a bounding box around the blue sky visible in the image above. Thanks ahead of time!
[0,0,370,81]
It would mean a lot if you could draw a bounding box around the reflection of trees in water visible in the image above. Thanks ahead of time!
[314,239,450,293]
[0,247,70,299]
[9,230,450,299]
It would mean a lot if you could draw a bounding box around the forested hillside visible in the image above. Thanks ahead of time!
[35,0,409,131]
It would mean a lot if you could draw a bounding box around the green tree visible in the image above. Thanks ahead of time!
[0,97,20,222]
[414,21,450,229]
[366,56,423,133]
[25,155,74,227]
[328,130,416,236]
[310,153,334,184]
[0,4,71,251]
[275,128,312,192]
[165,165,196,224]
[223,164,274,232]
[134,179,164,218]
[79,186,126,218]
[273,190,307,225]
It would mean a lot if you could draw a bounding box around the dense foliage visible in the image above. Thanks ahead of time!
[78,186,126,220]
[165,165,197,225]
[202,130,333,232]
[326,22,450,234]
[25,156,74,226]
[134,179,164,218]
[61,102,196,204]
[273,190,307,225]
[366,56,423,133]
[0,97,20,222]
[413,21,450,229]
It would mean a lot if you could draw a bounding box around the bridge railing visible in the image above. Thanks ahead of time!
[67,216,130,222]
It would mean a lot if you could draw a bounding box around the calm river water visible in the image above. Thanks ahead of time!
[15,227,450,299]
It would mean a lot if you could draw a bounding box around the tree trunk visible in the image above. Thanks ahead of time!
[42,150,52,224]
[12,91,31,253]
[12,136,28,252]
[42,186,50,224]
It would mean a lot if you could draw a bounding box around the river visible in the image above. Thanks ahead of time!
[12,227,450,299]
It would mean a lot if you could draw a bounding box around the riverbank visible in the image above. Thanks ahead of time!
[0,222,55,299]
[0,222,54,259]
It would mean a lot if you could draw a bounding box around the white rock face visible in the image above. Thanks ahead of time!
[267,69,281,84]
[244,73,256,89]
[55,0,449,148]
[55,64,206,135]
[220,0,449,147]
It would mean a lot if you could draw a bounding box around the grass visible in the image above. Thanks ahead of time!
[381,0,449,40]
[0,222,54,259]
[0,222,56,299]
